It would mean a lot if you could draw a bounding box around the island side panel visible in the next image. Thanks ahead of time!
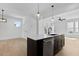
[27,37,37,56]
[37,39,43,56]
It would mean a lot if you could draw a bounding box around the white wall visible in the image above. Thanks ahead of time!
[54,19,66,34]
[39,9,79,38]
[39,16,66,35]
[39,17,55,35]
[20,8,79,38]
[0,15,38,40]
[22,16,37,38]
[0,17,22,40]
[1,8,79,40]
[53,9,79,37]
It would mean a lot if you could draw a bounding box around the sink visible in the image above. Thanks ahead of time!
[50,34,57,35]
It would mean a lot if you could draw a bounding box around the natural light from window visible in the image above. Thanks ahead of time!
[67,21,79,33]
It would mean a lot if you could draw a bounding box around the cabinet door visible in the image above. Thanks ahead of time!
[27,38,37,56]
[43,38,54,56]
[54,37,58,50]
[61,35,65,47]
[58,36,62,50]
[54,36,59,55]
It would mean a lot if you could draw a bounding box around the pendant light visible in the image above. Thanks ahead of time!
[36,3,40,35]
[36,3,40,17]
[0,9,7,22]
[51,4,54,22]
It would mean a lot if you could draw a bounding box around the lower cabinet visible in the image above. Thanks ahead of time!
[43,38,54,56]
[53,35,65,55]
[54,36,59,55]
[27,34,65,56]
[27,37,54,56]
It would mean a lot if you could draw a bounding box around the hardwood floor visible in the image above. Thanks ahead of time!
[0,37,79,56]
[56,37,79,56]
[0,38,27,56]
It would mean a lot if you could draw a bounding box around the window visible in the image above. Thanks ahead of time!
[14,21,21,28]
[75,21,78,32]
[67,21,79,33]
[67,22,74,33]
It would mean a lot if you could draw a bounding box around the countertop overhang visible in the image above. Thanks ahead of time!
[27,34,61,40]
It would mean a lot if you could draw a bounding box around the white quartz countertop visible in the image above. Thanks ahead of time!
[27,34,60,40]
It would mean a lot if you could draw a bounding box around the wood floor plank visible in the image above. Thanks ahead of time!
[0,38,27,56]
[56,37,79,56]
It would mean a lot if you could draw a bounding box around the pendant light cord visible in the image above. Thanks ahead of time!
[37,3,39,14]
[2,9,4,20]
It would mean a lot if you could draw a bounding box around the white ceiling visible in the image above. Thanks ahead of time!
[0,3,79,19]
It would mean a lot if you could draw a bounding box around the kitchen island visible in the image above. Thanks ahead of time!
[27,34,65,56]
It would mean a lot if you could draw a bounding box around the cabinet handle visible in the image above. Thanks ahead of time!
[43,39,52,43]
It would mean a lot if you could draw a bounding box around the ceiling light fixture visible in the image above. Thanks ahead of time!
[0,9,7,22]
[51,5,54,9]
[58,17,66,21]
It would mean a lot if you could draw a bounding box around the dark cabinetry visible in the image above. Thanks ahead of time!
[53,34,65,55]
[43,38,54,56]
[27,34,65,56]
[27,38,37,56]
[27,37,54,56]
